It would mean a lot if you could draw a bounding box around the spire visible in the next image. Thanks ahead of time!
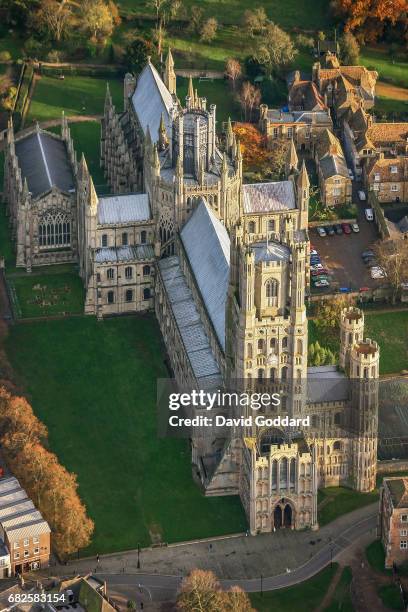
[236,137,242,161]
[104,82,112,111]
[222,151,228,175]
[164,48,176,95]
[7,116,14,146]
[286,139,298,176]
[145,124,152,146]
[153,143,160,173]
[187,75,194,108]
[297,159,310,188]
[194,88,199,108]
[158,113,168,151]
[226,116,234,151]
[78,153,89,179]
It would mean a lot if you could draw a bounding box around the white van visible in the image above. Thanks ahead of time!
[365,208,374,221]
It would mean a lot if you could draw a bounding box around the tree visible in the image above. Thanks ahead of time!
[373,239,408,304]
[296,33,315,50]
[314,295,355,341]
[308,341,336,366]
[80,0,115,42]
[225,58,242,90]
[177,569,254,611]
[253,22,297,76]
[31,0,73,42]
[339,31,360,65]
[200,17,218,43]
[331,0,407,43]
[190,5,203,34]
[242,7,268,37]
[125,37,155,73]
[237,81,261,122]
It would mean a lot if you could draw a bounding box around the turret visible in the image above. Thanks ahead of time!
[297,160,309,228]
[226,117,234,154]
[349,339,380,380]
[339,307,365,371]
[164,48,176,95]
[186,76,194,109]
[286,139,298,177]
[158,113,168,151]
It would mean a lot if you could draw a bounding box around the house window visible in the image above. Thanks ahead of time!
[107,291,114,304]
[122,232,128,246]
[400,540,408,549]
[141,231,147,244]
[33,537,39,545]
[125,289,133,302]
[143,288,151,300]
[143,265,151,276]
[23,539,29,547]
[268,219,275,232]
[101,234,108,247]
[282,337,288,349]
[401,514,408,522]
[96,273,101,282]
[391,166,398,174]
[287,127,293,138]
[38,211,71,249]
[373,183,380,191]
[13,542,19,550]
[333,187,341,196]
[24,550,29,558]
[14,552,20,560]
[374,173,380,182]
[34,547,39,555]
[273,128,278,138]
[334,178,340,184]
[401,530,408,537]
[265,279,278,307]
[107,268,114,280]
[125,266,132,279]
[391,184,399,192]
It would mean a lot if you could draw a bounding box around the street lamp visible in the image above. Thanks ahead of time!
[137,544,140,569]
[260,573,263,597]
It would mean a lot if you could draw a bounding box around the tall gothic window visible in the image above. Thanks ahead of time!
[38,211,71,249]
[265,279,278,307]
[141,231,147,244]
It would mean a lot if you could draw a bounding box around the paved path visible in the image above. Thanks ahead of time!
[42,503,378,603]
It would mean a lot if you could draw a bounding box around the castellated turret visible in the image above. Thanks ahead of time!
[339,306,365,371]
[349,338,380,380]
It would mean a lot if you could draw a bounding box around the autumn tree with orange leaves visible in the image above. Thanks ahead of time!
[331,0,408,43]
[0,388,94,557]
[233,122,288,180]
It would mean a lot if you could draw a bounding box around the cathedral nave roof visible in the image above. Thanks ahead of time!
[243,181,296,214]
[97,193,151,225]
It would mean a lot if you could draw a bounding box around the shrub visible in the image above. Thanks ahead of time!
[0,51,12,61]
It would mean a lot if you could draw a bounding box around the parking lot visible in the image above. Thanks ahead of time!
[310,203,383,293]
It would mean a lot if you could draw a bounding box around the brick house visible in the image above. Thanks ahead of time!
[0,477,50,575]
[379,477,408,568]
[366,156,408,203]
[315,129,352,206]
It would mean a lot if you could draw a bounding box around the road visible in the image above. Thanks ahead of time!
[95,510,377,602]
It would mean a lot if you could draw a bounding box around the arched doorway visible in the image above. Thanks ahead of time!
[274,505,282,529]
[284,504,292,527]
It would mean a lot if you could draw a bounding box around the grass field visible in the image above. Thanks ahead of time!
[177,76,240,125]
[361,47,408,89]
[49,121,109,195]
[9,272,84,318]
[308,310,408,375]
[365,539,391,574]
[318,486,378,527]
[250,563,338,612]
[5,315,247,554]
[378,583,404,610]
[324,566,354,612]
[27,75,123,123]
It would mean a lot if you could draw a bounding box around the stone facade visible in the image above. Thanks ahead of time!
[379,477,408,568]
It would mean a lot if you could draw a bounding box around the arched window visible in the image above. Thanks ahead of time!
[141,231,147,244]
[125,289,133,302]
[143,265,150,276]
[271,460,278,490]
[248,221,255,234]
[333,441,342,451]
[334,412,341,425]
[125,266,132,279]
[107,291,114,304]
[257,368,264,382]
[107,268,114,280]
[247,343,253,358]
[270,338,277,350]
[257,339,264,353]
[143,288,150,300]
[101,234,108,247]
[297,339,303,354]
[268,219,275,232]
[290,458,296,485]
[282,337,288,349]
[122,232,128,246]
[280,458,288,489]
[265,279,278,306]
[281,366,288,381]
[38,210,71,249]
[270,368,276,381]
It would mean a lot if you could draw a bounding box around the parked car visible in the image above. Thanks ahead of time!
[312,275,330,283]
[334,224,343,235]
[311,263,324,271]
[341,223,352,234]
[351,223,360,233]
[359,287,370,293]
[358,190,366,201]
[310,249,318,256]
[365,208,374,221]
[316,226,327,237]
[324,225,335,236]
[314,279,330,288]
[361,250,374,259]
[311,268,329,276]
[371,266,386,279]
[348,169,354,180]
[339,287,352,293]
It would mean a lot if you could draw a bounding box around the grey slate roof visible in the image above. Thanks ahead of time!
[95,245,154,263]
[243,181,296,214]
[158,256,222,389]
[132,61,175,142]
[266,109,331,125]
[307,366,350,403]
[15,131,75,198]
[180,199,230,350]
[252,240,291,263]
[319,154,349,179]
[98,193,151,225]
[0,477,50,542]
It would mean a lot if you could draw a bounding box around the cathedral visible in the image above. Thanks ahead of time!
[3,51,379,534]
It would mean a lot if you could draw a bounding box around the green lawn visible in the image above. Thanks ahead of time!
[177,76,240,125]
[8,271,84,318]
[365,539,391,575]
[0,151,4,197]
[250,563,338,612]
[378,584,404,610]
[318,487,378,527]
[26,75,123,123]
[0,204,16,272]
[308,310,408,375]
[5,316,247,554]
[361,48,408,88]
[375,97,408,121]
[324,566,354,612]
[49,122,109,195]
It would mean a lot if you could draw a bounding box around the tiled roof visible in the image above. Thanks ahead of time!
[15,130,75,198]
[367,123,408,147]
[385,477,408,508]
[319,154,349,179]
[289,80,326,111]
[98,193,151,225]
[180,199,230,350]
[367,156,407,181]
[131,60,175,142]
[243,181,296,213]
[315,128,343,160]
[0,477,50,542]
[94,245,155,263]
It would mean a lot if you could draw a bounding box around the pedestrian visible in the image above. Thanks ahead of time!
[209,543,212,552]
[96,554,100,564]
[140,603,144,611]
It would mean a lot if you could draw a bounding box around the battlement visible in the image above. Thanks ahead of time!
[342,306,364,324]
[354,338,379,357]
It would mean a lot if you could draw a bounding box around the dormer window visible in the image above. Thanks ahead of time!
[391,166,398,174]
[374,173,380,182]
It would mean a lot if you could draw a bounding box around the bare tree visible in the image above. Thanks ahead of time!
[225,58,242,90]
[200,17,218,43]
[374,239,408,303]
[238,81,261,122]
[32,0,73,42]
[242,7,268,37]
